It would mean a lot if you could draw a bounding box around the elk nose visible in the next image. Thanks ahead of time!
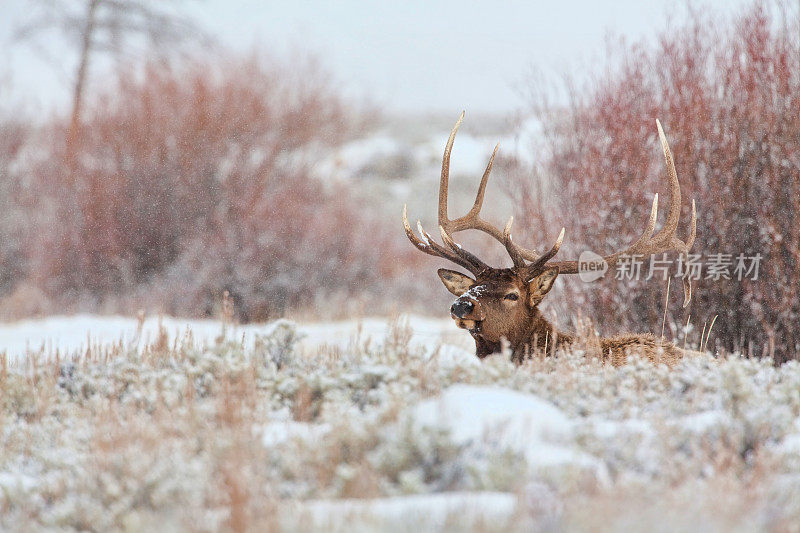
[451,300,474,318]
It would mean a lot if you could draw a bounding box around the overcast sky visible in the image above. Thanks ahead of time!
[1,0,754,116]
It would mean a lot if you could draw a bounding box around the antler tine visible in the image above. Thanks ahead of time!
[526,228,566,275]
[686,199,697,249]
[439,225,490,273]
[437,112,542,265]
[546,120,697,306]
[437,111,465,229]
[503,217,526,268]
[677,199,697,307]
[466,143,499,220]
[599,192,660,266]
[402,205,486,275]
[656,120,696,307]
[654,119,681,243]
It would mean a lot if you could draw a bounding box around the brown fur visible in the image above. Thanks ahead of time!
[440,267,684,367]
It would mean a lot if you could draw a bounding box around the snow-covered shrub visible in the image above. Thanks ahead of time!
[2,318,800,530]
[1,372,37,420]
[255,319,305,370]
[14,53,430,321]
[511,1,800,362]
[0,112,29,305]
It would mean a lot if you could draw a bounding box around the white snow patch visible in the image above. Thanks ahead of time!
[0,314,470,362]
[416,133,500,177]
[258,422,332,448]
[285,491,517,531]
[674,410,728,433]
[461,284,487,300]
[425,344,480,368]
[410,385,600,471]
[778,434,800,455]
[585,418,653,440]
[313,135,406,180]
[296,316,468,354]
[0,471,39,494]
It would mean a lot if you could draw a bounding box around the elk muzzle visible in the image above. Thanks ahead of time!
[450,299,474,318]
[450,296,484,332]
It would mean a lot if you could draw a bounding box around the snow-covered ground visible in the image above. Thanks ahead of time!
[1,314,800,531]
[0,313,471,362]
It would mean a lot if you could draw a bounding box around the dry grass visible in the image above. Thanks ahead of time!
[1,318,799,531]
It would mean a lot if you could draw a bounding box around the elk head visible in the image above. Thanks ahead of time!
[403,112,696,357]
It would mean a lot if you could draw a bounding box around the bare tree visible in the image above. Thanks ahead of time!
[15,0,209,155]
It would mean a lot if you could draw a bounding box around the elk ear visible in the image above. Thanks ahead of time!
[437,269,474,296]
[527,267,559,306]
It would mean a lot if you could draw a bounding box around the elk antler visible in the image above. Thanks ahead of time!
[403,114,696,306]
[403,111,562,275]
[535,119,697,306]
[402,205,489,275]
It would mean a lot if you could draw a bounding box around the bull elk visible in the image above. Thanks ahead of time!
[403,113,696,365]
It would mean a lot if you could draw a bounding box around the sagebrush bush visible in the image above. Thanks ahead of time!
[2,318,800,530]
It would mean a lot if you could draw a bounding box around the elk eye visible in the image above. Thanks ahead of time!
[504,293,519,301]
